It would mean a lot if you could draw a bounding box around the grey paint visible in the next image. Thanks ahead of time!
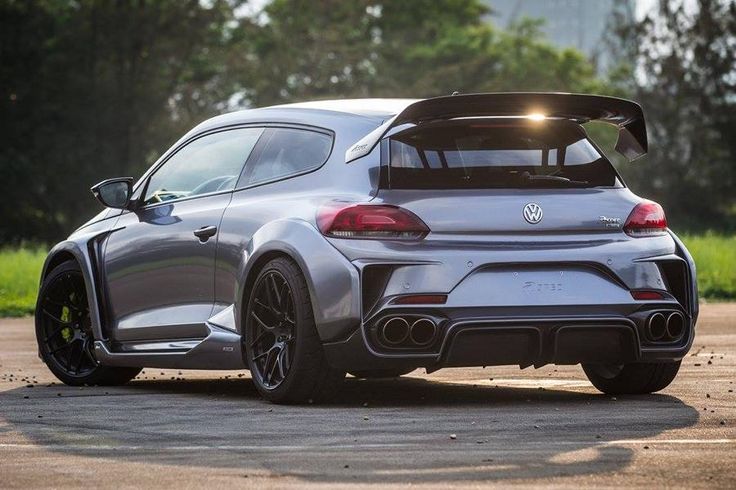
[38,96,698,373]
[103,193,233,341]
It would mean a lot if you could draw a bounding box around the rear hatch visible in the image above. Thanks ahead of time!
[379,118,638,235]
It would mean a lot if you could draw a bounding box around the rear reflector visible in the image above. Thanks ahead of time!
[391,294,447,305]
[623,201,668,237]
[317,204,429,239]
[631,290,666,300]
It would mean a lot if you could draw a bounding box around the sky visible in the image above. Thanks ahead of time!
[241,0,699,21]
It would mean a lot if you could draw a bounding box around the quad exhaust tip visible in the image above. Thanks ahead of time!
[409,318,438,346]
[378,317,438,347]
[380,317,410,345]
[646,311,686,342]
[666,311,685,340]
[647,312,667,341]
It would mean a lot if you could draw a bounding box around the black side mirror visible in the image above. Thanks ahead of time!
[91,177,134,209]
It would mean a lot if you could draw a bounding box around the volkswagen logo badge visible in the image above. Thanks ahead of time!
[523,202,543,224]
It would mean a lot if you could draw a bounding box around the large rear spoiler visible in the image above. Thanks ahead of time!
[345,92,648,163]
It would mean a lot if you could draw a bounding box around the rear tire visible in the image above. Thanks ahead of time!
[582,361,681,395]
[244,257,345,403]
[349,369,415,379]
[35,260,141,386]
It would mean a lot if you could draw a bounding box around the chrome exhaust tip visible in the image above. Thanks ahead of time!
[409,318,437,346]
[380,317,410,345]
[666,311,685,340]
[647,312,667,341]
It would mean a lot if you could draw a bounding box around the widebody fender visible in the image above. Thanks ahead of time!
[234,219,361,342]
[40,224,118,342]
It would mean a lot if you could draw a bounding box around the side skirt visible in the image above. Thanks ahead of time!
[93,323,246,370]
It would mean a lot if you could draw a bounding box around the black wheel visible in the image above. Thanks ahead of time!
[349,369,415,379]
[582,361,681,395]
[35,260,141,386]
[244,257,344,403]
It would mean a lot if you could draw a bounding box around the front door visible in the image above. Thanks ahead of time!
[102,127,264,342]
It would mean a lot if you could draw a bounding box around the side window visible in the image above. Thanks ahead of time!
[143,127,264,205]
[240,128,332,187]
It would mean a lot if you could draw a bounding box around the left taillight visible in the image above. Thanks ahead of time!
[623,200,668,237]
[317,204,430,240]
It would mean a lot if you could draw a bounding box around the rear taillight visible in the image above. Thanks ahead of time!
[623,201,668,237]
[317,204,429,239]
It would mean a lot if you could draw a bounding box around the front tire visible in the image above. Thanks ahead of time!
[35,260,141,386]
[582,361,681,395]
[244,257,345,403]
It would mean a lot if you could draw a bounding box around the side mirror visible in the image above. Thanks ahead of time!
[90,177,134,209]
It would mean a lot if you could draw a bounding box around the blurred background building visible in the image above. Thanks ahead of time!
[486,0,636,71]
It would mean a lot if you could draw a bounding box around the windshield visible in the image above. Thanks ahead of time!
[387,119,620,189]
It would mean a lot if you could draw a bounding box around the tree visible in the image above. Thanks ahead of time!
[234,0,606,106]
[0,0,244,243]
[608,0,736,230]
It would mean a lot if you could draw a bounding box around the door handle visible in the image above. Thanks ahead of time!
[193,225,218,242]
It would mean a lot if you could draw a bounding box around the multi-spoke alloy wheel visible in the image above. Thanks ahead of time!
[38,269,97,377]
[247,270,296,389]
[244,257,345,403]
[35,260,141,386]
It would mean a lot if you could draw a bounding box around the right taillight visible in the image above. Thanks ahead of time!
[317,203,429,240]
[623,201,668,237]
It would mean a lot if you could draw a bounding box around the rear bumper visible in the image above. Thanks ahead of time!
[319,230,697,371]
[323,305,694,371]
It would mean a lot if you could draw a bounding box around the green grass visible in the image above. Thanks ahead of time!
[0,247,46,317]
[680,233,736,300]
[0,234,735,317]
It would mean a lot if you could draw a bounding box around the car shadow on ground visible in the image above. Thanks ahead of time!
[1,375,700,484]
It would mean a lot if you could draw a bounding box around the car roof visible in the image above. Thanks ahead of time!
[187,98,419,138]
[270,98,418,118]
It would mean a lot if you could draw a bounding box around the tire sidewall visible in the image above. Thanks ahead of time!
[35,260,140,386]
[36,261,89,383]
[244,258,313,401]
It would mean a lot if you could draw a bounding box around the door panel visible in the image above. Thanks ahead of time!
[215,127,335,313]
[102,127,264,342]
[104,194,231,341]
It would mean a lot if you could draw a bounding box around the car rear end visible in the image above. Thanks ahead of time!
[319,113,697,382]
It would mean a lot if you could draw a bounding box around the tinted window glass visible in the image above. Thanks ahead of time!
[242,128,332,186]
[144,128,263,205]
[388,120,618,189]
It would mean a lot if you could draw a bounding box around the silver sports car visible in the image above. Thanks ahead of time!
[35,93,698,403]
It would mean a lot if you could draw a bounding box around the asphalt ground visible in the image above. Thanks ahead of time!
[1,304,735,488]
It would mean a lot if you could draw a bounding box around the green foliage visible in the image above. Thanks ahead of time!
[240,1,606,105]
[0,247,46,317]
[680,233,736,300]
[607,0,736,232]
[0,0,245,244]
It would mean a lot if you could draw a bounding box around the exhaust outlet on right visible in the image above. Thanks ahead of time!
[666,312,685,340]
[645,311,686,342]
[409,318,437,346]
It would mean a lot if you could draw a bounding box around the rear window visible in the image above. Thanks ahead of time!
[387,119,619,189]
[239,127,332,187]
